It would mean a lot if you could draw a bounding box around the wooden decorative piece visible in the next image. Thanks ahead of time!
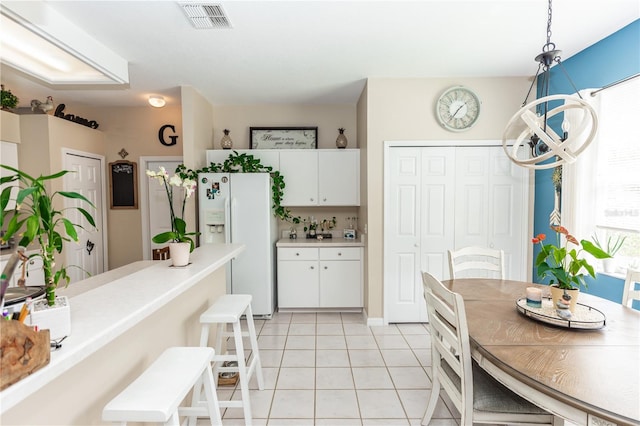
[1,321,51,390]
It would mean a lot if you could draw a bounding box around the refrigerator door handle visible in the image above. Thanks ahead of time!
[230,197,236,244]
[225,197,231,243]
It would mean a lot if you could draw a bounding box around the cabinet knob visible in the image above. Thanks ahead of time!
[310,266,314,270]
[310,198,314,202]
[296,252,300,256]
[324,266,328,270]
[323,198,327,202]
[337,252,342,256]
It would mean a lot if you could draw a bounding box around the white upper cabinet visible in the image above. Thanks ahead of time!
[205,148,360,206]
[279,150,319,206]
[318,150,360,206]
[280,149,360,206]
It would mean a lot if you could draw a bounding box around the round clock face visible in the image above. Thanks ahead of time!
[436,86,481,132]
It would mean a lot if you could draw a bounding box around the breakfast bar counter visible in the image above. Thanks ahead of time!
[0,243,244,425]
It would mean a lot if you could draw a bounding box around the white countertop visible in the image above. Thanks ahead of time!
[0,243,244,413]
[276,236,365,247]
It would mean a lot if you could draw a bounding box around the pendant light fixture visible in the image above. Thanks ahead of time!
[502,0,598,170]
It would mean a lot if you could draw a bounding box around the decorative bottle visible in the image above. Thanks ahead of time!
[220,129,233,150]
[336,128,348,149]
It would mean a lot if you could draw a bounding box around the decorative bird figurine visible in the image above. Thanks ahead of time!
[31,96,54,113]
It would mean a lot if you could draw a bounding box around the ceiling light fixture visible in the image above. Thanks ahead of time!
[502,0,598,170]
[0,2,129,85]
[148,96,166,108]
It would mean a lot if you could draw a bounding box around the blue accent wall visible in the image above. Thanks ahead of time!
[532,20,640,307]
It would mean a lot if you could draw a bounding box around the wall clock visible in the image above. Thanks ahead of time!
[436,86,481,132]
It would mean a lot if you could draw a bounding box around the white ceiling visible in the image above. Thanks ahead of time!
[1,0,638,108]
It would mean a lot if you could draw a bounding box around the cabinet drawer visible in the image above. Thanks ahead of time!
[278,247,319,261]
[320,247,361,261]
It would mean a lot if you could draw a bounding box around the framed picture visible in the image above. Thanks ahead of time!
[109,160,138,209]
[250,127,317,149]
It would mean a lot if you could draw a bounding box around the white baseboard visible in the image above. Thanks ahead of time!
[363,309,385,326]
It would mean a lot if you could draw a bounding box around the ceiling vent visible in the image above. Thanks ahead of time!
[179,3,231,29]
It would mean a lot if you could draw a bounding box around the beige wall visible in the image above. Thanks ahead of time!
[0,110,21,143]
[74,105,183,268]
[211,104,357,150]
[363,77,531,319]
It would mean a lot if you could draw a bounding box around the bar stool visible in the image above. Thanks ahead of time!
[194,294,264,425]
[102,347,222,426]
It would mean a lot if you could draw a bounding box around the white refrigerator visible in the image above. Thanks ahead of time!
[198,173,278,317]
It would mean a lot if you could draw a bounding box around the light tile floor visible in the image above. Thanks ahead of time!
[203,311,460,426]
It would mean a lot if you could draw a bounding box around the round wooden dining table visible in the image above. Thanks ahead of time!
[443,278,640,426]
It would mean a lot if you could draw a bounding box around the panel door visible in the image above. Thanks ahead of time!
[63,153,104,282]
[319,150,360,205]
[279,150,318,206]
[454,146,528,280]
[420,148,456,281]
[386,147,426,322]
[147,160,183,255]
[487,147,528,280]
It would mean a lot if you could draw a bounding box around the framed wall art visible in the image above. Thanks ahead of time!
[109,160,138,209]
[250,127,317,149]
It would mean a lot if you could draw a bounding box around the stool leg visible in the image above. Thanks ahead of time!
[164,411,180,426]
[245,304,264,390]
[212,323,225,386]
[202,363,223,426]
[233,320,253,425]
[188,323,212,425]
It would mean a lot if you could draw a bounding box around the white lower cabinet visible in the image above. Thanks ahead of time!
[278,246,363,309]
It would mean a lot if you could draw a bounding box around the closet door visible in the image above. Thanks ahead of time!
[386,148,425,322]
[454,146,528,280]
[386,147,454,322]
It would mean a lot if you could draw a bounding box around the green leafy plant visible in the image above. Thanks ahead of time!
[532,225,611,290]
[1,84,19,109]
[0,165,96,305]
[189,151,295,223]
[146,166,199,252]
[592,233,627,257]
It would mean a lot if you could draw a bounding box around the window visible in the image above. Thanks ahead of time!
[562,79,640,274]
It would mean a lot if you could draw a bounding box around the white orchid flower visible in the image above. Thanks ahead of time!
[169,174,183,187]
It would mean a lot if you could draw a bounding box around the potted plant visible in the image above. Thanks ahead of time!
[1,84,19,110]
[0,166,96,338]
[592,233,627,273]
[532,225,610,311]
[146,165,199,266]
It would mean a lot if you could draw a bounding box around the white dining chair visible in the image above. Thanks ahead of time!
[448,246,505,279]
[420,271,556,425]
[622,268,640,308]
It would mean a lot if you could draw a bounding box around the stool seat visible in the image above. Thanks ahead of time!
[200,294,253,323]
[103,347,221,425]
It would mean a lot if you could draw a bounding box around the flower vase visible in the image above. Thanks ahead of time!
[169,242,190,266]
[549,285,580,313]
[602,258,618,274]
[27,295,71,340]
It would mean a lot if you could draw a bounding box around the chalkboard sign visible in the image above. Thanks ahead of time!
[109,160,138,209]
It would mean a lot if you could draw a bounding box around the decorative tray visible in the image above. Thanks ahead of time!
[516,297,606,329]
